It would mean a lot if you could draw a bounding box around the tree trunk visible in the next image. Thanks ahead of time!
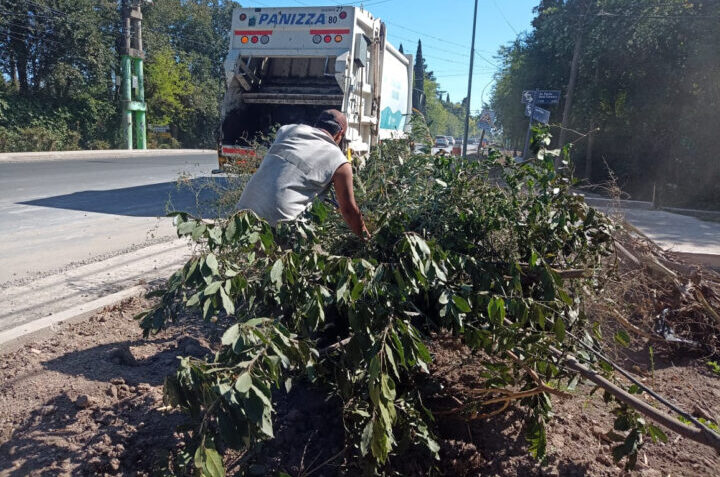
[13,40,30,95]
[10,52,19,91]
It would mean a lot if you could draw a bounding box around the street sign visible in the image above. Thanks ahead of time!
[151,125,170,133]
[525,105,551,125]
[521,90,561,105]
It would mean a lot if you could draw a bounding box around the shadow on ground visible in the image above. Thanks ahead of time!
[18,177,236,218]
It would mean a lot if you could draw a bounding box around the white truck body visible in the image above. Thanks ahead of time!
[219,6,412,166]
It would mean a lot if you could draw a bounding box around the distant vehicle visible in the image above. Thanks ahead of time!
[217,5,414,171]
[432,136,452,155]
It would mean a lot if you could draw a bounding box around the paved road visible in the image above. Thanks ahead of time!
[0,153,220,284]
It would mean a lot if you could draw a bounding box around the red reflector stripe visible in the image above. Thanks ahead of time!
[234,30,272,35]
[222,147,257,156]
[310,29,350,35]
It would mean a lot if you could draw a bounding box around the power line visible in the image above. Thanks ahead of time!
[490,0,519,35]
[385,30,497,69]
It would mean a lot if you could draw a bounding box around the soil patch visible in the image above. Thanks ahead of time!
[1,296,719,476]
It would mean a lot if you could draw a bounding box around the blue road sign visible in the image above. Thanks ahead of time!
[522,90,561,105]
[525,105,551,124]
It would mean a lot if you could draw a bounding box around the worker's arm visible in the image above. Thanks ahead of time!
[332,163,369,238]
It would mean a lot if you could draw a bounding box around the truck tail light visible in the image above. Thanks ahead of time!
[334,35,343,42]
[260,35,269,44]
[251,36,258,44]
[239,13,247,21]
[241,36,249,44]
[324,35,331,43]
[339,11,347,19]
[312,34,322,44]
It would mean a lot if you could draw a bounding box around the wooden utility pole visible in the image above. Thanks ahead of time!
[557,29,583,149]
[462,0,479,159]
[584,122,594,179]
[558,1,592,150]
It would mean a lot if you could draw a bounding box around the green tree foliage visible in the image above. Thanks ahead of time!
[0,0,238,151]
[414,39,478,139]
[136,131,632,474]
[491,0,720,207]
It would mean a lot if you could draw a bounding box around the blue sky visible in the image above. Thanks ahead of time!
[241,0,539,113]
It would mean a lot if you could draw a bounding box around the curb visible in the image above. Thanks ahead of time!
[583,197,655,211]
[0,149,216,163]
[0,285,147,355]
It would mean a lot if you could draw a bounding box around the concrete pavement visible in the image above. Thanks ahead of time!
[583,196,720,268]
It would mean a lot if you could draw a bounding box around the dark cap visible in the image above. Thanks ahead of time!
[314,109,348,137]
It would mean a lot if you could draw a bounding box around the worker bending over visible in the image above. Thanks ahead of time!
[237,109,369,238]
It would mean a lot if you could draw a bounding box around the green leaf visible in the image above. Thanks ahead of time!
[487,297,506,325]
[360,418,373,456]
[385,343,399,378]
[202,299,213,320]
[647,424,668,443]
[224,216,237,242]
[350,281,364,301]
[614,329,631,347]
[208,226,223,245]
[438,290,449,305]
[370,417,390,463]
[204,281,222,296]
[186,291,202,308]
[527,419,547,459]
[554,317,566,342]
[380,374,396,401]
[221,324,240,346]
[235,373,253,394]
[270,259,284,288]
[206,253,219,275]
[192,223,207,240]
[530,249,539,267]
[219,287,235,315]
[452,295,472,313]
[178,221,195,236]
[194,444,225,477]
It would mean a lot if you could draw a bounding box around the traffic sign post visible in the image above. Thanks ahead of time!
[522,90,537,159]
[521,89,554,159]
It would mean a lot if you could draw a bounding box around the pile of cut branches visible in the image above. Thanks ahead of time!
[598,223,720,355]
[138,127,716,475]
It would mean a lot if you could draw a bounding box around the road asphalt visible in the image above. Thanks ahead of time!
[0,152,219,283]
[0,152,224,336]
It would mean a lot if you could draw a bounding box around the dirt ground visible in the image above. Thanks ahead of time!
[1,296,719,476]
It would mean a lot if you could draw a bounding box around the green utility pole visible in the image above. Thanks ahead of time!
[120,0,146,150]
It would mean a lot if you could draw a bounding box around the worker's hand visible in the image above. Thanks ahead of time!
[361,227,371,242]
[332,163,368,238]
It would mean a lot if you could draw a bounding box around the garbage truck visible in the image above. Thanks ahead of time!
[216,5,413,170]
